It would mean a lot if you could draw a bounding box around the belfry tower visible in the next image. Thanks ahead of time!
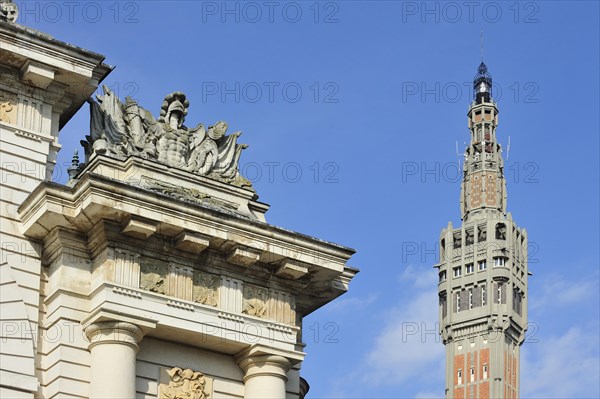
[435,63,529,399]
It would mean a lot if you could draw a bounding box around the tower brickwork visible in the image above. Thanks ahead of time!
[436,63,529,399]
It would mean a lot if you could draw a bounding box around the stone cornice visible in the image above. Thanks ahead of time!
[19,173,356,268]
[0,21,108,75]
[0,20,112,128]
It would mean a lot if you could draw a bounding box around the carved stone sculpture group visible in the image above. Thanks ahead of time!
[82,87,252,189]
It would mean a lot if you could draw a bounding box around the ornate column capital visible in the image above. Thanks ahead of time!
[84,321,144,351]
[237,354,292,383]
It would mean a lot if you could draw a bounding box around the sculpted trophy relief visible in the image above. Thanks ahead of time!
[82,86,252,189]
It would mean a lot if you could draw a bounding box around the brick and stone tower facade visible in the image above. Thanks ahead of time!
[436,62,529,399]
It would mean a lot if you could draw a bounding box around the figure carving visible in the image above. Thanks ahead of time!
[140,259,168,295]
[82,86,252,190]
[0,0,18,22]
[192,273,219,307]
[0,92,16,124]
[159,367,210,399]
[242,285,268,318]
[0,101,13,123]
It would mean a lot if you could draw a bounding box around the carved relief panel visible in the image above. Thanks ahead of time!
[0,90,17,124]
[242,284,268,318]
[159,367,213,399]
[192,272,219,307]
[140,258,168,294]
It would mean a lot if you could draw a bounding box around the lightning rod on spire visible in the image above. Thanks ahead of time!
[480,30,484,62]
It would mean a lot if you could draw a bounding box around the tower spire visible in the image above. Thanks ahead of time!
[436,62,529,399]
[480,30,484,63]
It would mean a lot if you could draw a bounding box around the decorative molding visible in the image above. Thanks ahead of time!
[166,300,195,312]
[13,129,42,142]
[266,323,294,334]
[217,312,245,323]
[268,289,296,325]
[112,286,142,299]
[167,263,193,301]
[114,249,140,288]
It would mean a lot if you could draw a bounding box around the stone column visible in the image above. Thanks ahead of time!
[237,354,291,399]
[85,321,143,399]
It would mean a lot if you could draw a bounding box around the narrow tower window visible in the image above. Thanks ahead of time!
[469,289,473,309]
[456,292,461,312]
[495,223,506,240]
[470,367,475,382]
[457,369,462,385]
[478,225,487,242]
[496,283,503,304]
[483,364,488,379]
[482,284,487,305]
[439,270,447,282]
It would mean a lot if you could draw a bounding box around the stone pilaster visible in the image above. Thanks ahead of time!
[85,321,143,399]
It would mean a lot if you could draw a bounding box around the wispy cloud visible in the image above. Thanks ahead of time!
[326,267,445,398]
[521,325,600,398]
[324,292,378,313]
[530,271,600,312]
[399,264,436,290]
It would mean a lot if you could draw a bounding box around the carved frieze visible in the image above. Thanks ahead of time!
[192,272,219,307]
[140,258,168,295]
[0,91,17,124]
[140,176,240,212]
[159,367,212,399]
[242,284,268,318]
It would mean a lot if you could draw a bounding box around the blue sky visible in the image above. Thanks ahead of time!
[20,1,599,397]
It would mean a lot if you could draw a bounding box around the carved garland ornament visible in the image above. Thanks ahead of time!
[159,367,211,399]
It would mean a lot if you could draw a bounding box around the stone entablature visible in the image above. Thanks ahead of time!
[19,155,357,346]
